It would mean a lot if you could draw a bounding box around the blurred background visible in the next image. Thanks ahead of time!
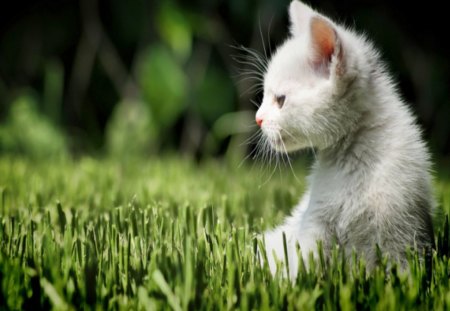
[0,0,449,160]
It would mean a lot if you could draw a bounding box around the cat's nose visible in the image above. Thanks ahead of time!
[256,116,264,127]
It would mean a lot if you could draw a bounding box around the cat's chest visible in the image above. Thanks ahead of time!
[310,166,355,196]
[307,164,366,217]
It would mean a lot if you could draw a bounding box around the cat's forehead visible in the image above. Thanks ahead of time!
[265,37,313,91]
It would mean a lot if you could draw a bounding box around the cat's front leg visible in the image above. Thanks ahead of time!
[263,222,323,279]
[261,190,322,279]
[263,225,299,278]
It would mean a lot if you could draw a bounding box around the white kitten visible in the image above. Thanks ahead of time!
[256,1,434,278]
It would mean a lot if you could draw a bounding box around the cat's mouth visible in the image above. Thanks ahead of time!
[271,134,292,152]
[265,131,308,153]
[261,127,304,152]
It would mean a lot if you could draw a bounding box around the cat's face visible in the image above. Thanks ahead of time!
[256,1,356,152]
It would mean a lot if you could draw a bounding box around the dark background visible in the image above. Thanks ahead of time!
[1,0,449,158]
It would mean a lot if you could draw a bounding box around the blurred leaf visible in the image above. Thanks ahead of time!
[153,270,182,311]
[211,111,254,139]
[186,12,223,44]
[204,111,254,156]
[43,60,64,125]
[41,278,68,310]
[195,65,235,125]
[0,93,67,159]
[110,0,146,46]
[105,99,157,157]
[156,3,192,61]
[138,44,187,129]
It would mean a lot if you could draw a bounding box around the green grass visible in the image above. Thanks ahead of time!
[1,155,450,310]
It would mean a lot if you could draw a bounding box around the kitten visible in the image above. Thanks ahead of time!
[255,1,434,278]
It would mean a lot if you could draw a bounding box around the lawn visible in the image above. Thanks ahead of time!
[1,155,450,310]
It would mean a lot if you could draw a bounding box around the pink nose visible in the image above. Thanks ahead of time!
[256,116,263,127]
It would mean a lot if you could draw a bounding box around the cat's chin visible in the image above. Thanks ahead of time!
[270,137,308,153]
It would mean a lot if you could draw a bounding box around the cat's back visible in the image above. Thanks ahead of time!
[319,98,435,261]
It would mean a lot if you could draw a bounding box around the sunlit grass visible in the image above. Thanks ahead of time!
[1,156,450,310]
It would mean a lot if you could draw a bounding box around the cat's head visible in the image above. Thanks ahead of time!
[256,1,366,152]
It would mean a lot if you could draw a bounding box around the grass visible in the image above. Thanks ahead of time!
[1,155,450,310]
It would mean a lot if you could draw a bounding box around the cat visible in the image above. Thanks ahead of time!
[255,1,434,279]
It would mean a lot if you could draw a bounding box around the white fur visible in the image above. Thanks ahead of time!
[257,1,434,279]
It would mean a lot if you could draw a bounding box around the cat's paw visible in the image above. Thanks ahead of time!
[259,228,299,280]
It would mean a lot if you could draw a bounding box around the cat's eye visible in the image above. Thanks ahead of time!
[275,95,286,108]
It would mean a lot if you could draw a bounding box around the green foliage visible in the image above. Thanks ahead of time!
[105,99,157,157]
[0,94,67,159]
[1,157,450,309]
[43,60,64,125]
[195,66,235,125]
[1,1,449,155]
[155,3,192,61]
[138,44,188,130]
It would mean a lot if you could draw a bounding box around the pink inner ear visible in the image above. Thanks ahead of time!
[310,17,336,65]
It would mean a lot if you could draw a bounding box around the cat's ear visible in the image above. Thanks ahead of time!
[289,1,316,37]
[309,16,344,76]
[289,1,344,76]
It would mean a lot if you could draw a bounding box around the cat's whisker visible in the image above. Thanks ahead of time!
[263,136,271,166]
[316,114,340,142]
[258,16,268,63]
[277,131,301,183]
[240,130,262,147]
[250,99,261,108]
[231,46,268,94]
[259,144,278,188]
[245,127,262,139]
[277,151,283,178]
[279,128,299,144]
[232,51,267,74]
[267,14,274,57]
[235,70,265,80]
[254,134,269,164]
[240,143,258,162]
[234,73,265,85]
[252,138,264,161]
[236,71,265,79]
[257,139,270,178]
[232,58,265,71]
[237,83,263,94]
[298,126,318,162]
[241,45,267,64]
[308,138,318,161]
[239,144,260,168]
[233,61,266,77]
[236,46,268,72]
[266,136,274,169]
[237,76,264,87]
[241,86,258,97]
[272,131,287,167]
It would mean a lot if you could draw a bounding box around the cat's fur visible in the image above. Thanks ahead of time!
[256,1,434,278]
